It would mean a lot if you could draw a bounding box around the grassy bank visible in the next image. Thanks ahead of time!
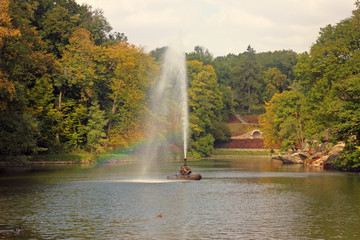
[213,149,278,156]
[0,151,139,167]
[0,153,95,166]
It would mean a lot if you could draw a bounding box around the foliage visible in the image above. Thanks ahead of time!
[260,1,360,171]
[0,112,40,155]
[187,60,225,156]
[259,90,305,150]
[212,49,298,116]
[231,45,263,114]
[334,147,360,171]
[186,46,214,66]
[86,101,108,153]
[106,42,159,149]
[263,67,290,101]
[0,0,155,158]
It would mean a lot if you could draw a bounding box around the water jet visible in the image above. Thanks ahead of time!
[141,41,201,180]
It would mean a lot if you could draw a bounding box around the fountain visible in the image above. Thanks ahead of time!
[142,43,201,180]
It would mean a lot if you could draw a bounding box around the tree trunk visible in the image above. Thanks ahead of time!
[58,90,62,110]
[297,112,304,150]
[247,84,251,114]
[56,90,63,143]
[107,81,122,138]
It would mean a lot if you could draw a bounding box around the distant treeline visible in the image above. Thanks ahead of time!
[1,0,359,166]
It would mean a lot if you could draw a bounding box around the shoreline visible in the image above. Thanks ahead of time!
[0,148,278,167]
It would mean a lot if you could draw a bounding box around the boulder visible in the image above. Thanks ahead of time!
[311,142,332,158]
[327,142,345,155]
[311,156,328,167]
[273,152,308,164]
[323,153,340,169]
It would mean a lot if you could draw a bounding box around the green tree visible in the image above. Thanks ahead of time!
[258,50,298,80]
[232,45,263,114]
[187,60,225,156]
[293,1,360,147]
[186,46,213,66]
[39,4,80,58]
[86,101,108,153]
[263,67,290,101]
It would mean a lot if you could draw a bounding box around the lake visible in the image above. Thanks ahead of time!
[1,156,360,239]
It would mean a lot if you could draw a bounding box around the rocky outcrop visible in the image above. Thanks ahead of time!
[307,142,345,168]
[272,151,310,164]
[273,142,345,167]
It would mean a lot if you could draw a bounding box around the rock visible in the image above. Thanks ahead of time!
[274,152,308,164]
[311,156,328,167]
[326,153,340,163]
[308,142,345,168]
[327,142,345,155]
[298,151,311,159]
[323,153,340,169]
[302,142,310,152]
[316,142,333,153]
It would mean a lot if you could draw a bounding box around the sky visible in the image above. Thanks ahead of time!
[75,0,355,57]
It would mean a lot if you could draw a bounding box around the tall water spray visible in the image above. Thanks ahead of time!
[141,44,189,170]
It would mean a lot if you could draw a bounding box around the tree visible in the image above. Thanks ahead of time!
[61,28,100,103]
[39,4,79,58]
[0,0,20,110]
[186,46,213,66]
[258,50,298,80]
[0,0,62,155]
[259,90,305,150]
[86,101,108,153]
[292,1,360,147]
[232,45,263,114]
[106,42,159,149]
[263,67,290,101]
[187,60,224,156]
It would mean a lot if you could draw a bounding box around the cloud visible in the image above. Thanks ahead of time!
[123,9,182,27]
[75,0,355,56]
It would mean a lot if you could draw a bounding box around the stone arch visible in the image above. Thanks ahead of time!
[251,130,262,139]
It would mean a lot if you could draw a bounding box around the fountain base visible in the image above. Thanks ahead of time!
[167,172,202,180]
[167,165,202,180]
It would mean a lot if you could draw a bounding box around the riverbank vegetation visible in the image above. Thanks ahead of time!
[0,0,359,169]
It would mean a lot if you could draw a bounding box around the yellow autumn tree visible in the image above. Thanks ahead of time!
[259,90,305,150]
[0,0,20,110]
[106,42,159,149]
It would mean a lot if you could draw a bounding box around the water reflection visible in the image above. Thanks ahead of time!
[1,157,360,239]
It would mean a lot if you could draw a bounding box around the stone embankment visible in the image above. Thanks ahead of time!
[272,142,345,168]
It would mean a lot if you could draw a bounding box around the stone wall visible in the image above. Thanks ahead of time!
[218,139,265,149]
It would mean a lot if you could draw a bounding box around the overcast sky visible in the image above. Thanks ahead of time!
[75,0,355,56]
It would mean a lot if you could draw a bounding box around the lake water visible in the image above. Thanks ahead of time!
[1,156,360,239]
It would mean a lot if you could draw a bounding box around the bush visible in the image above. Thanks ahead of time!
[334,147,360,171]
[192,134,215,157]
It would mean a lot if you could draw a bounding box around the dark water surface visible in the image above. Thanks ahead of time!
[1,156,360,239]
